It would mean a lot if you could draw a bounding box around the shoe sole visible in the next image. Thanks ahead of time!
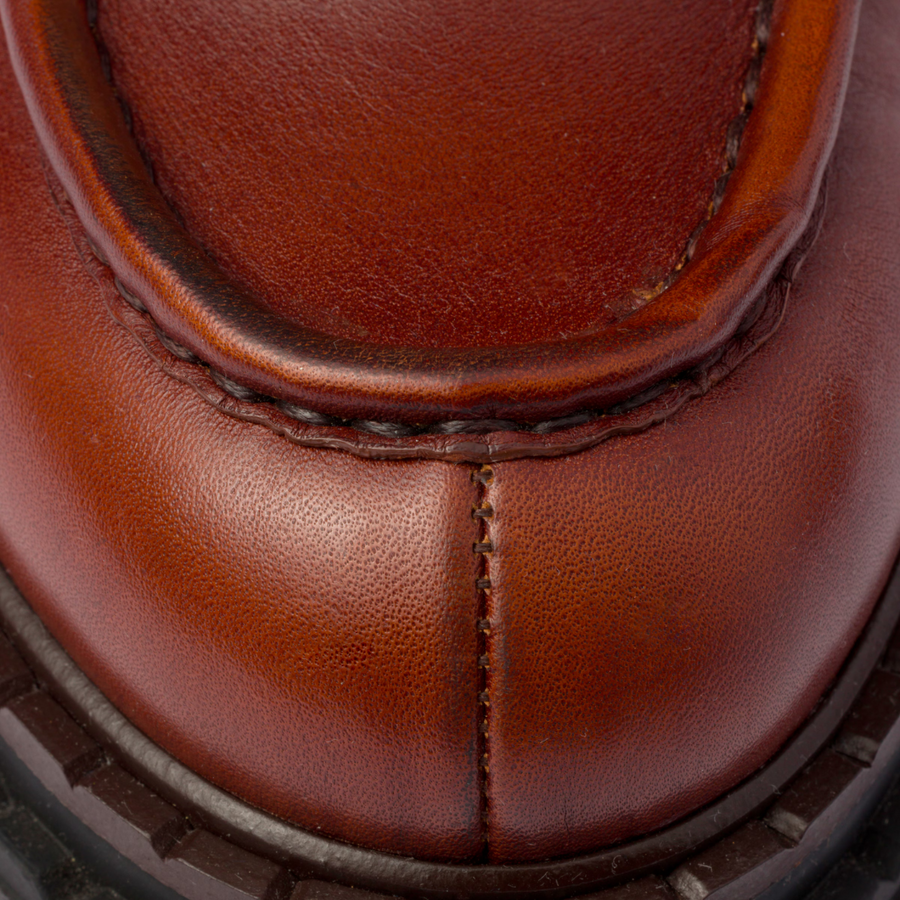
[0,562,899,900]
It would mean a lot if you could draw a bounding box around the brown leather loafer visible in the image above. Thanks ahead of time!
[1,0,899,897]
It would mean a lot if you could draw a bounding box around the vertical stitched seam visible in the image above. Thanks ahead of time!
[472,464,494,854]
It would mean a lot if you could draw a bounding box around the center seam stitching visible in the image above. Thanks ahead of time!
[472,464,495,851]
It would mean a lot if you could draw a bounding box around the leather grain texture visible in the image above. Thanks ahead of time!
[0,0,859,430]
[94,0,757,351]
[2,583,900,900]
[0,31,482,860]
[481,0,900,857]
[0,0,899,877]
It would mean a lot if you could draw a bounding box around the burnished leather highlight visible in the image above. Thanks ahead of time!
[1,563,900,899]
[475,0,900,850]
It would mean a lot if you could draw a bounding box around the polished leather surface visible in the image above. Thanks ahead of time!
[0,34,482,859]
[479,0,900,857]
[0,0,899,874]
[95,0,757,350]
[0,0,858,429]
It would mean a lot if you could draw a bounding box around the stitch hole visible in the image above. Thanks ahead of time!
[724,113,750,169]
[432,419,523,435]
[755,3,772,52]
[350,420,421,438]
[531,411,597,434]
[742,62,762,109]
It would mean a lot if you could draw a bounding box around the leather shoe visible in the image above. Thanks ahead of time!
[0,0,899,897]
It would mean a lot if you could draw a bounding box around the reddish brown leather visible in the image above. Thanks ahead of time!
[0,0,859,428]
[95,0,757,350]
[482,0,900,859]
[0,0,898,876]
[0,32,482,861]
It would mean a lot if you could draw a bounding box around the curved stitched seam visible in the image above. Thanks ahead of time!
[82,2,771,436]
[630,0,771,301]
[91,261,773,439]
[472,466,494,851]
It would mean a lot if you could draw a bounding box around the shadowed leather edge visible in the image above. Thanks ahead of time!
[0,0,860,428]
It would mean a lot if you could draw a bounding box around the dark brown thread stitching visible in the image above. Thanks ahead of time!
[1,555,899,898]
[66,192,819,456]
[631,0,771,306]
[88,257,772,439]
[77,2,771,439]
[472,465,494,852]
